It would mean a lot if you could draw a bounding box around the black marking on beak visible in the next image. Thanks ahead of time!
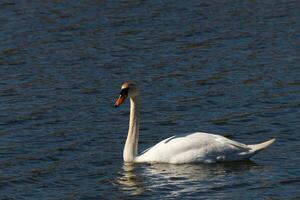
[120,88,129,96]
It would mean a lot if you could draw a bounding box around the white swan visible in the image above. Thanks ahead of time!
[115,81,275,164]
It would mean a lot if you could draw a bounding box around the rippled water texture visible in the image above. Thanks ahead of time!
[0,0,299,199]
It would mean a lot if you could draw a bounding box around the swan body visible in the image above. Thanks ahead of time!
[115,82,275,164]
[135,132,275,164]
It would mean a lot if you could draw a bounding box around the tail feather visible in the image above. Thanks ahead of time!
[248,138,276,154]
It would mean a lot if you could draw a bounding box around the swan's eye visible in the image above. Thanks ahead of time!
[120,88,129,96]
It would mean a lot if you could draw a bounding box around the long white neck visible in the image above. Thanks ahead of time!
[123,96,140,162]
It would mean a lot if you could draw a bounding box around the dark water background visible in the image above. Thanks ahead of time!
[0,0,299,199]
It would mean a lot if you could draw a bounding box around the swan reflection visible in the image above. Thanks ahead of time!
[116,163,146,196]
[117,161,257,197]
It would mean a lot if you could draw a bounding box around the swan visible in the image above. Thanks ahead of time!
[114,81,275,164]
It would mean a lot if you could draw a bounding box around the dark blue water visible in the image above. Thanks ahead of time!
[0,0,299,199]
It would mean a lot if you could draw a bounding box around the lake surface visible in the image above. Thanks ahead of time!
[0,0,299,199]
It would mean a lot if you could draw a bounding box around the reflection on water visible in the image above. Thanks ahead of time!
[117,161,258,197]
[116,163,146,196]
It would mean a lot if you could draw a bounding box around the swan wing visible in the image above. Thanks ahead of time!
[135,132,253,164]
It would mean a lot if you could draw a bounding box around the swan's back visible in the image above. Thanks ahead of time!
[135,132,274,164]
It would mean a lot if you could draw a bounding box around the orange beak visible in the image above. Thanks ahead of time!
[115,94,127,107]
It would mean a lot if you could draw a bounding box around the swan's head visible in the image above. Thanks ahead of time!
[115,81,139,107]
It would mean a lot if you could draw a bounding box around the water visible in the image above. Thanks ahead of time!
[0,0,299,199]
